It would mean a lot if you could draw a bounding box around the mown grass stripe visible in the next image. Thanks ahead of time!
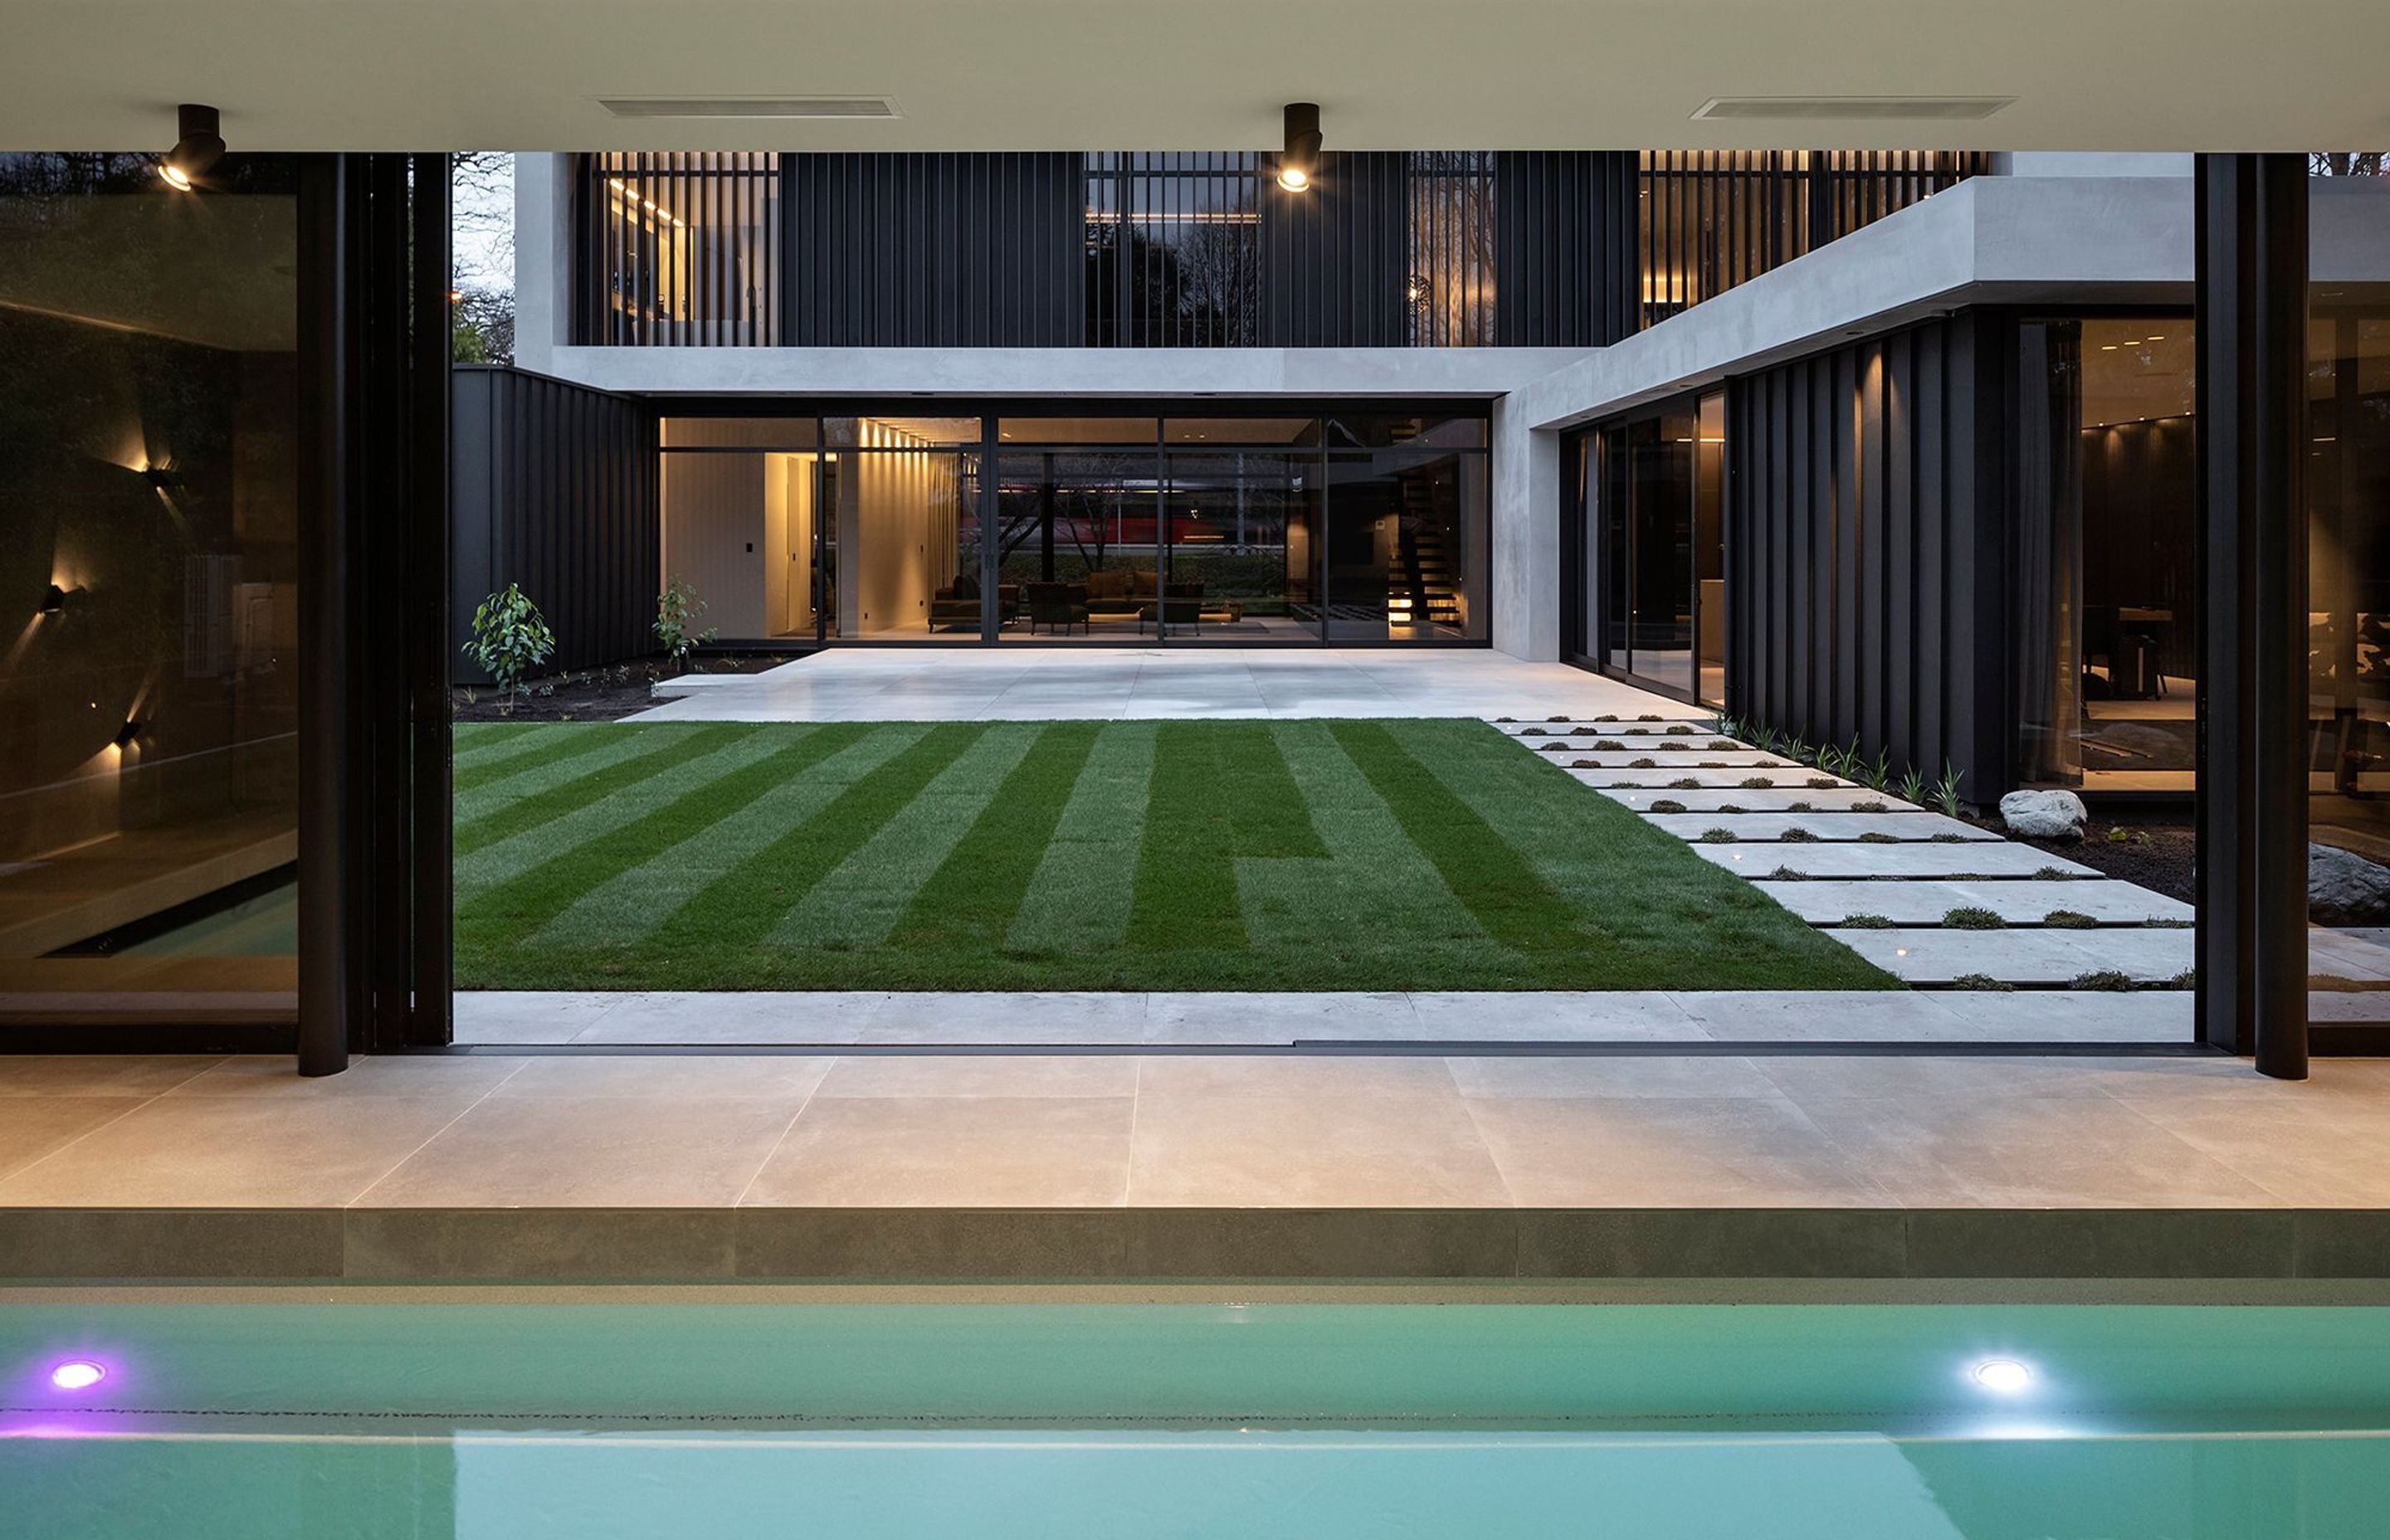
[770,724,1045,950]
[1420,720,1888,976]
[1325,719,1587,953]
[455,724,758,858]
[1003,722,1156,958]
[452,725,807,904]
[452,724,634,796]
[450,721,550,772]
[891,722,1103,953]
[455,724,870,957]
[643,724,987,958]
[527,724,931,952]
[1126,721,1325,953]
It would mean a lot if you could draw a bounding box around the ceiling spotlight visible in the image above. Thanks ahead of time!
[159,103,225,191]
[1278,101,1321,192]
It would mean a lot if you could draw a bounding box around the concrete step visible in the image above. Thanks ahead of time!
[1751,878,2196,926]
[1594,786,1924,813]
[1569,767,1862,790]
[1695,843,2105,880]
[1645,811,1997,843]
[1826,927,2197,985]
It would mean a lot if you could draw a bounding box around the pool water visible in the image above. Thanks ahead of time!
[5,1303,2388,1538]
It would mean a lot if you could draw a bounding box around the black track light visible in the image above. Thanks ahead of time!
[1278,102,1321,191]
[159,104,224,191]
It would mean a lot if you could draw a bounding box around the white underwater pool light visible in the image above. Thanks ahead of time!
[48,1359,106,1391]
[1970,1357,2033,1392]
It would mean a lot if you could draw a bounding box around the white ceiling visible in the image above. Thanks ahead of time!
[5,1,2388,154]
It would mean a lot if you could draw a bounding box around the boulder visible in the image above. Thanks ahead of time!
[2310,843,2390,926]
[1998,789,2087,841]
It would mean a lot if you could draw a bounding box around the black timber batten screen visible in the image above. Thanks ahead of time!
[573,151,1640,349]
[451,366,661,678]
[1723,314,2013,804]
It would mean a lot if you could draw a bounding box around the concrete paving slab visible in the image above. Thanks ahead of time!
[1827,928,2197,984]
[1594,787,1923,813]
[1644,811,1995,842]
[1695,844,2105,880]
[1750,879,2197,926]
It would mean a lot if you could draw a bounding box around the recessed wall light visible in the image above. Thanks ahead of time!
[49,1360,106,1391]
[1971,1358,2032,1392]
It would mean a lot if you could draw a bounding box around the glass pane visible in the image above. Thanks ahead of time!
[1603,426,1632,672]
[2307,250,2390,1019]
[0,152,301,1027]
[659,450,837,640]
[828,448,978,639]
[824,416,982,448]
[1628,414,1695,694]
[1163,417,1319,447]
[997,417,1157,446]
[1318,411,1487,450]
[1695,392,1729,706]
[1321,449,1487,643]
[993,451,1156,641]
[2014,316,2198,788]
[661,416,818,449]
[1162,451,1322,641]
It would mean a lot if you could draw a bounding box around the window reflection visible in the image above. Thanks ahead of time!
[0,152,301,1026]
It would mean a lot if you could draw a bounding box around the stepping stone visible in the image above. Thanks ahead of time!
[2309,928,2390,982]
[1540,749,1792,767]
[1644,811,1994,843]
[1573,767,1861,790]
[1493,720,1714,736]
[1695,843,2104,880]
[1825,927,2195,984]
[1595,787,1924,813]
[1750,878,2196,926]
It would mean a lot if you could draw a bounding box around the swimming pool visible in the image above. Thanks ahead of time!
[6,1302,2388,1538]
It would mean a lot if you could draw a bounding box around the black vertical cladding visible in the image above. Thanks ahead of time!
[1260,151,1408,346]
[783,153,1084,347]
[1716,313,2008,804]
[450,366,660,677]
[1495,152,1637,346]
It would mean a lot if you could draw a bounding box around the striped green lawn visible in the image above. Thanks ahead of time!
[451,719,1894,992]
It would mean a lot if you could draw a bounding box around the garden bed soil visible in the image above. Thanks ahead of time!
[451,654,800,723]
[1964,810,2197,904]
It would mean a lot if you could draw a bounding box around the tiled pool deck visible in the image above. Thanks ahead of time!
[4,1050,2389,1287]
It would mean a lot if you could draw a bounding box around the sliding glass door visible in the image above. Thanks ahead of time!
[1577,390,1727,705]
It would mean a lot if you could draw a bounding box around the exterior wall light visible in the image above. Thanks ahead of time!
[40,583,67,616]
[1278,102,1321,191]
[159,103,225,191]
[113,718,147,749]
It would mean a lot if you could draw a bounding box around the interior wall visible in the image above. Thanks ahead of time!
[844,420,961,637]
[660,452,768,640]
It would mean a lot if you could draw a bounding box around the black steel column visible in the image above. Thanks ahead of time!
[407,154,456,1045]
[296,155,354,1076]
[2195,154,2310,1078]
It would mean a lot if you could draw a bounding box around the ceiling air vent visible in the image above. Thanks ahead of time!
[1692,95,2013,122]
[598,97,901,119]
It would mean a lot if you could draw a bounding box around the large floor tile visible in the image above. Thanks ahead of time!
[0,1055,223,1098]
[0,1095,482,1206]
[1797,1093,2280,1207]
[570,991,892,1045]
[360,1095,802,1206]
[1407,991,1705,1040]
[743,1095,1133,1206]
[167,1055,529,1098]
[486,1055,834,1099]
[451,991,624,1045]
[1446,1055,1778,1099]
[1129,1093,1510,1206]
[1462,1094,1892,1206]
[1753,1054,2121,1105]
[1144,991,1421,1044]
[0,1097,148,1182]
[811,1055,1139,1099]
[1137,1055,1460,1099]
